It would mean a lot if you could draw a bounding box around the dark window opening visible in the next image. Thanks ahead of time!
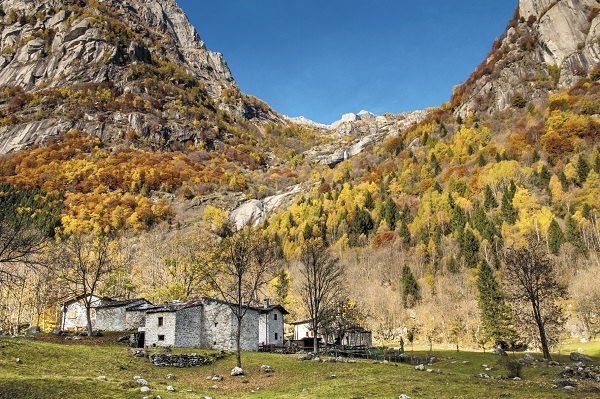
[275,332,279,340]
[158,317,163,327]
[274,313,278,320]
[214,322,218,327]
[158,335,165,341]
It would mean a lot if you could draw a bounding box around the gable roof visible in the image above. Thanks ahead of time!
[62,294,113,307]
[96,298,150,310]
[145,300,204,314]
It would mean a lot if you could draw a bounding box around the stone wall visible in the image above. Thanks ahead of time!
[174,307,203,348]
[202,301,234,350]
[149,353,214,368]
[125,309,147,330]
[259,309,285,346]
[95,307,126,331]
[145,312,177,347]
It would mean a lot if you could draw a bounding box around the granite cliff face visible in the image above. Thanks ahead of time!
[455,0,600,116]
[0,0,233,92]
[0,0,278,153]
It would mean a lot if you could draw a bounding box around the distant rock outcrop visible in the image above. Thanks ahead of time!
[454,0,600,117]
[0,0,279,154]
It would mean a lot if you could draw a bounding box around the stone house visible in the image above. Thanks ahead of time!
[61,295,151,332]
[141,297,288,351]
[291,319,372,348]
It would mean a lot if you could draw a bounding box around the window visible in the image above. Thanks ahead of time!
[158,317,163,327]
[214,322,218,327]
[158,335,165,341]
[274,332,279,340]
[273,313,278,320]
[66,309,77,319]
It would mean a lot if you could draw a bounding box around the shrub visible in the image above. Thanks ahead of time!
[504,359,523,379]
[511,92,527,108]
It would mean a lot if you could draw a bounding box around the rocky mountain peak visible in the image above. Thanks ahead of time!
[453,0,600,116]
[0,0,233,91]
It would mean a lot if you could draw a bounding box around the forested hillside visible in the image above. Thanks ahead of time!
[0,0,599,355]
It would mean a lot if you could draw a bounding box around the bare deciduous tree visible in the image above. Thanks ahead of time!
[503,238,567,360]
[54,233,124,336]
[299,238,345,353]
[205,226,279,368]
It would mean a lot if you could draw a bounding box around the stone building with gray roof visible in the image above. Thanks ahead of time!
[140,298,288,351]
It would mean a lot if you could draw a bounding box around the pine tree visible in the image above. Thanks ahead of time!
[430,153,442,175]
[565,213,585,252]
[484,185,498,210]
[477,260,517,346]
[462,228,480,268]
[577,156,590,185]
[401,265,420,308]
[501,187,517,224]
[547,219,564,255]
[399,221,411,244]
[381,198,398,230]
[477,154,487,167]
[364,191,375,210]
[594,152,600,173]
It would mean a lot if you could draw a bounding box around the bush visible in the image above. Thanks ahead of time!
[511,92,527,108]
[504,359,523,379]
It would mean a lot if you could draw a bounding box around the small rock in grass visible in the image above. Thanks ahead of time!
[260,364,273,373]
[133,375,142,381]
[96,375,107,381]
[211,384,219,389]
[135,378,149,386]
[513,377,522,381]
[426,369,434,373]
[140,386,151,393]
[570,352,593,363]
[15,358,22,364]
[166,373,176,380]
[231,366,243,376]
[476,373,491,379]
[563,386,576,390]
[415,364,425,371]
[398,395,411,399]
[211,375,223,381]
[167,385,175,392]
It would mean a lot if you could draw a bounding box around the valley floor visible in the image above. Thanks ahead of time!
[0,335,599,399]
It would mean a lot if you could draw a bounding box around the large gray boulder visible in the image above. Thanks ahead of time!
[570,352,593,363]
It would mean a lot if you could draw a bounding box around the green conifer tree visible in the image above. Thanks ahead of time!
[477,260,517,346]
[401,265,420,308]
[547,219,565,255]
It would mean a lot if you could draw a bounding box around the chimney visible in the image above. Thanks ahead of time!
[263,298,270,309]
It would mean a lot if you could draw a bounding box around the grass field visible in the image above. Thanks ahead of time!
[1,334,599,399]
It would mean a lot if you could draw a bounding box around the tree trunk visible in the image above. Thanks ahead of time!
[85,304,94,337]
[533,307,551,361]
[236,319,242,368]
[313,322,319,354]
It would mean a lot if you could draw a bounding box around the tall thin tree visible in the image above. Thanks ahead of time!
[299,238,345,353]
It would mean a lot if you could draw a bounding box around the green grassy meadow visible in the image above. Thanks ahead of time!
[0,335,599,399]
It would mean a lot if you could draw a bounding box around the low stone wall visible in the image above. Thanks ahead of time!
[149,353,214,368]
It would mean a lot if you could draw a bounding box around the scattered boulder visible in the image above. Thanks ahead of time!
[398,395,411,399]
[555,379,577,388]
[231,366,244,376]
[15,358,22,364]
[96,376,107,381]
[492,347,507,356]
[297,354,313,361]
[513,377,522,381]
[476,373,491,379]
[313,356,321,362]
[166,385,176,392]
[570,352,593,363]
[166,373,176,380]
[133,349,147,357]
[24,326,41,334]
[135,378,149,386]
[415,364,425,371]
[260,365,273,373]
[210,375,223,381]
[563,385,576,390]
[140,386,151,393]
[522,354,536,363]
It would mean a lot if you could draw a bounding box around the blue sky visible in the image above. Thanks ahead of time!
[178,1,517,124]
